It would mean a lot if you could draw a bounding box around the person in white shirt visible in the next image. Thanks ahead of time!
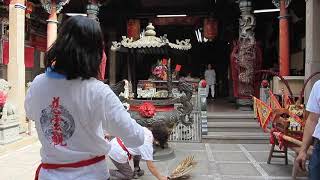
[108,121,169,180]
[25,15,144,180]
[204,64,216,99]
[296,80,320,180]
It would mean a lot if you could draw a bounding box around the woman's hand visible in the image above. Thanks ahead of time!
[104,133,111,140]
[295,151,307,172]
[158,176,169,180]
[295,150,308,172]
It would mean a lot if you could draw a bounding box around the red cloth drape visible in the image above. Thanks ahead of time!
[25,46,35,68]
[2,41,35,68]
[3,41,9,65]
[127,19,140,41]
[98,51,107,80]
[204,18,218,40]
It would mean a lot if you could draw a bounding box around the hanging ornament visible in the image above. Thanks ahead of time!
[25,1,33,16]
[127,19,140,41]
[40,0,71,14]
[272,0,292,8]
[3,0,10,5]
[203,18,218,40]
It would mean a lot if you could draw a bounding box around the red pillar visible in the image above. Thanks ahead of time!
[279,0,290,76]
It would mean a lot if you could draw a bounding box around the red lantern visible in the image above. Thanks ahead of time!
[200,80,207,88]
[203,18,218,40]
[261,80,269,88]
[3,0,10,5]
[162,58,168,66]
[127,19,140,40]
[175,64,182,72]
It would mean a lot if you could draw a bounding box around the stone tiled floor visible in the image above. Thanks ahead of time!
[0,142,308,180]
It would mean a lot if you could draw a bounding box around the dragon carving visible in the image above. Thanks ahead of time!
[237,4,256,96]
[230,1,262,98]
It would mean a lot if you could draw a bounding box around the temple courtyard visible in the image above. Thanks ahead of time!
[0,138,308,180]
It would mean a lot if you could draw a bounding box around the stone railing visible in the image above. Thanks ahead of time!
[198,81,208,136]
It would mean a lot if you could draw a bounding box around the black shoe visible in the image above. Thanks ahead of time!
[133,168,144,178]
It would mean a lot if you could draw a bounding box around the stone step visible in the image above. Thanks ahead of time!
[207,117,255,123]
[207,112,255,118]
[202,132,269,144]
[207,122,263,132]
[0,133,38,156]
[207,112,255,122]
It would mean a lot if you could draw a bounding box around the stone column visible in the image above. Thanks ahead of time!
[87,0,100,21]
[236,0,256,109]
[7,0,26,128]
[108,31,117,84]
[304,0,320,102]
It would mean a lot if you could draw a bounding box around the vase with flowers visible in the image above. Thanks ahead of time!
[152,60,168,81]
[0,91,7,118]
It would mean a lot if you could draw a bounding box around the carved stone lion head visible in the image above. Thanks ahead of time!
[0,79,11,94]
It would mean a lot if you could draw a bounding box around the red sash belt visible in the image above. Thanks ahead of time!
[116,137,132,161]
[34,155,105,180]
[129,105,174,112]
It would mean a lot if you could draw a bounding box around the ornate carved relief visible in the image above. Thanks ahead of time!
[272,0,292,8]
[236,0,256,97]
[0,17,9,40]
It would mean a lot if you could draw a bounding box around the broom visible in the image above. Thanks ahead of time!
[169,156,197,179]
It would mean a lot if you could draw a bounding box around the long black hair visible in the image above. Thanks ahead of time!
[150,121,169,149]
[45,16,104,80]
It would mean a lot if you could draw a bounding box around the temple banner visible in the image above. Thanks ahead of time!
[153,17,201,26]
[203,18,218,40]
[2,41,35,68]
[127,19,140,41]
[30,35,47,52]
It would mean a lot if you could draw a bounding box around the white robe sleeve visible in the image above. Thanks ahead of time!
[24,85,34,121]
[307,80,320,114]
[102,87,144,148]
[213,70,216,84]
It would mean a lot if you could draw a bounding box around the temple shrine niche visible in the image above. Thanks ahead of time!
[111,23,206,159]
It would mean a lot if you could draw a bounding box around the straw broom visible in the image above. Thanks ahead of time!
[169,156,197,179]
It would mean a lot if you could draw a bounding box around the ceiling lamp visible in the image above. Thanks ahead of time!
[156,14,187,18]
[254,9,280,14]
[65,13,87,16]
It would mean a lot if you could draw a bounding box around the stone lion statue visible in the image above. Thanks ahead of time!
[0,79,17,122]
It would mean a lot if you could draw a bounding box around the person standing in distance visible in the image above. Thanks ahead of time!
[204,64,216,99]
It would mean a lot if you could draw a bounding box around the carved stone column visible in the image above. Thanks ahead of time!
[7,0,26,128]
[86,0,100,21]
[108,30,117,84]
[272,0,291,76]
[304,0,320,102]
[236,0,256,108]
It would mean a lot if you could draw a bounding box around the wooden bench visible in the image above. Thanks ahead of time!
[267,109,312,179]
[268,133,313,180]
